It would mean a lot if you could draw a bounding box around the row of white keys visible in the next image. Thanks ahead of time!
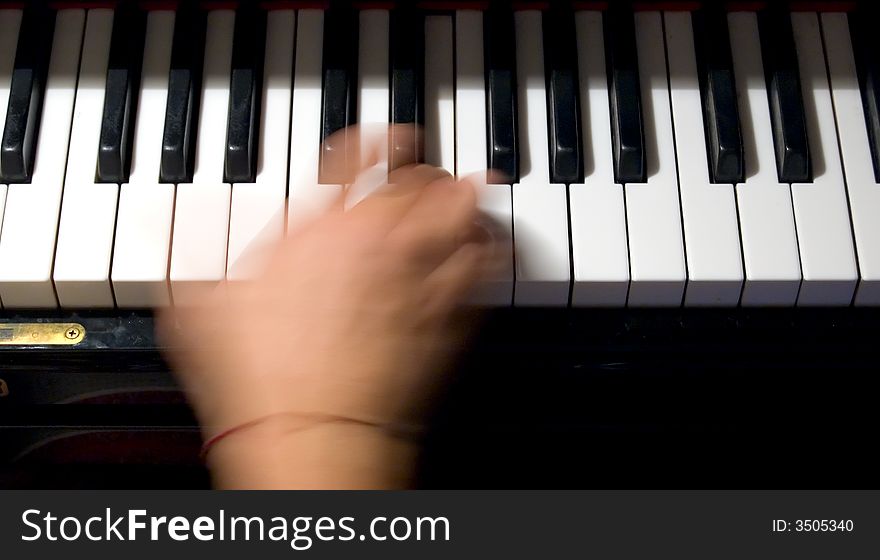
[729,12,802,306]
[287,10,340,232]
[455,9,514,306]
[570,10,629,307]
[625,11,686,306]
[112,10,176,307]
[821,13,880,306]
[170,9,235,305]
[0,9,85,308]
[791,13,858,305]
[227,10,295,282]
[665,12,743,306]
[424,15,455,175]
[0,9,21,293]
[512,10,570,306]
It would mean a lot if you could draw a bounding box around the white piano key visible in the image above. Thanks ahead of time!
[455,10,488,178]
[227,10,295,282]
[456,9,513,306]
[570,10,629,307]
[791,13,858,306]
[112,10,176,308]
[424,15,455,175]
[14,10,82,189]
[345,8,388,209]
[729,12,802,307]
[625,11,686,307]
[287,10,341,232]
[127,11,174,187]
[512,183,570,306]
[472,184,514,306]
[53,9,116,308]
[0,10,85,308]
[358,9,389,126]
[512,10,570,306]
[356,8,390,171]
[664,12,743,306]
[821,13,880,306]
[515,11,550,186]
[170,9,235,304]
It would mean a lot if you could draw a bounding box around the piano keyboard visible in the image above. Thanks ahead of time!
[0,1,878,309]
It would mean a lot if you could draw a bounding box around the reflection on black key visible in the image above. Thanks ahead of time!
[485,4,518,183]
[1,2,54,183]
[605,6,645,184]
[850,8,880,182]
[544,4,582,184]
[224,3,266,184]
[320,3,358,184]
[694,7,743,184]
[390,6,424,170]
[160,0,206,184]
[97,1,146,183]
[759,8,811,183]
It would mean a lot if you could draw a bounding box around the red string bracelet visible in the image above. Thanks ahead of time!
[200,416,276,461]
[199,412,424,462]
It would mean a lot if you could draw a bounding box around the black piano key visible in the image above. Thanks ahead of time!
[758,8,811,183]
[389,6,424,170]
[694,7,744,184]
[544,4,583,185]
[97,1,147,184]
[224,3,266,184]
[160,0,206,184]
[484,4,519,183]
[850,8,880,182]
[1,2,55,183]
[604,6,646,184]
[320,3,358,184]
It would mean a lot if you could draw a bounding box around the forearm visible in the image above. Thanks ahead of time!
[205,416,418,489]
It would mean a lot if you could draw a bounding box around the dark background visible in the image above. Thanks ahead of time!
[1,308,878,489]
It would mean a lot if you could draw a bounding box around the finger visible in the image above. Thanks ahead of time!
[286,187,347,238]
[459,169,507,186]
[389,124,423,171]
[346,164,453,234]
[386,176,479,268]
[344,162,391,210]
[320,124,389,184]
[420,242,489,318]
[320,125,357,184]
[484,168,508,186]
[386,162,451,188]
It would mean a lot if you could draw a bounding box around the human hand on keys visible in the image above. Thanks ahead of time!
[160,125,500,488]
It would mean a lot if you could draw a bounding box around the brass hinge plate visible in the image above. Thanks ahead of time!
[0,323,86,346]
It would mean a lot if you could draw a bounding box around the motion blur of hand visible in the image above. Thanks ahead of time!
[160,125,498,489]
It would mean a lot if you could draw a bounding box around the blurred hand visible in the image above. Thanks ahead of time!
[161,126,494,443]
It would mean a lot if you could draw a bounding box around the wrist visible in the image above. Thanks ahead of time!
[204,413,418,489]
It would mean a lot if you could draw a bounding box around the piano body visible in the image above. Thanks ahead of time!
[1,0,879,488]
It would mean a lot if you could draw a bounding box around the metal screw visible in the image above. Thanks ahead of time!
[65,327,80,340]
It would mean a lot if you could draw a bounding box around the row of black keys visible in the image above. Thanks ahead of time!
[2,3,880,186]
[600,4,880,185]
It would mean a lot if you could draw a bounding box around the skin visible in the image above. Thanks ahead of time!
[160,126,499,489]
